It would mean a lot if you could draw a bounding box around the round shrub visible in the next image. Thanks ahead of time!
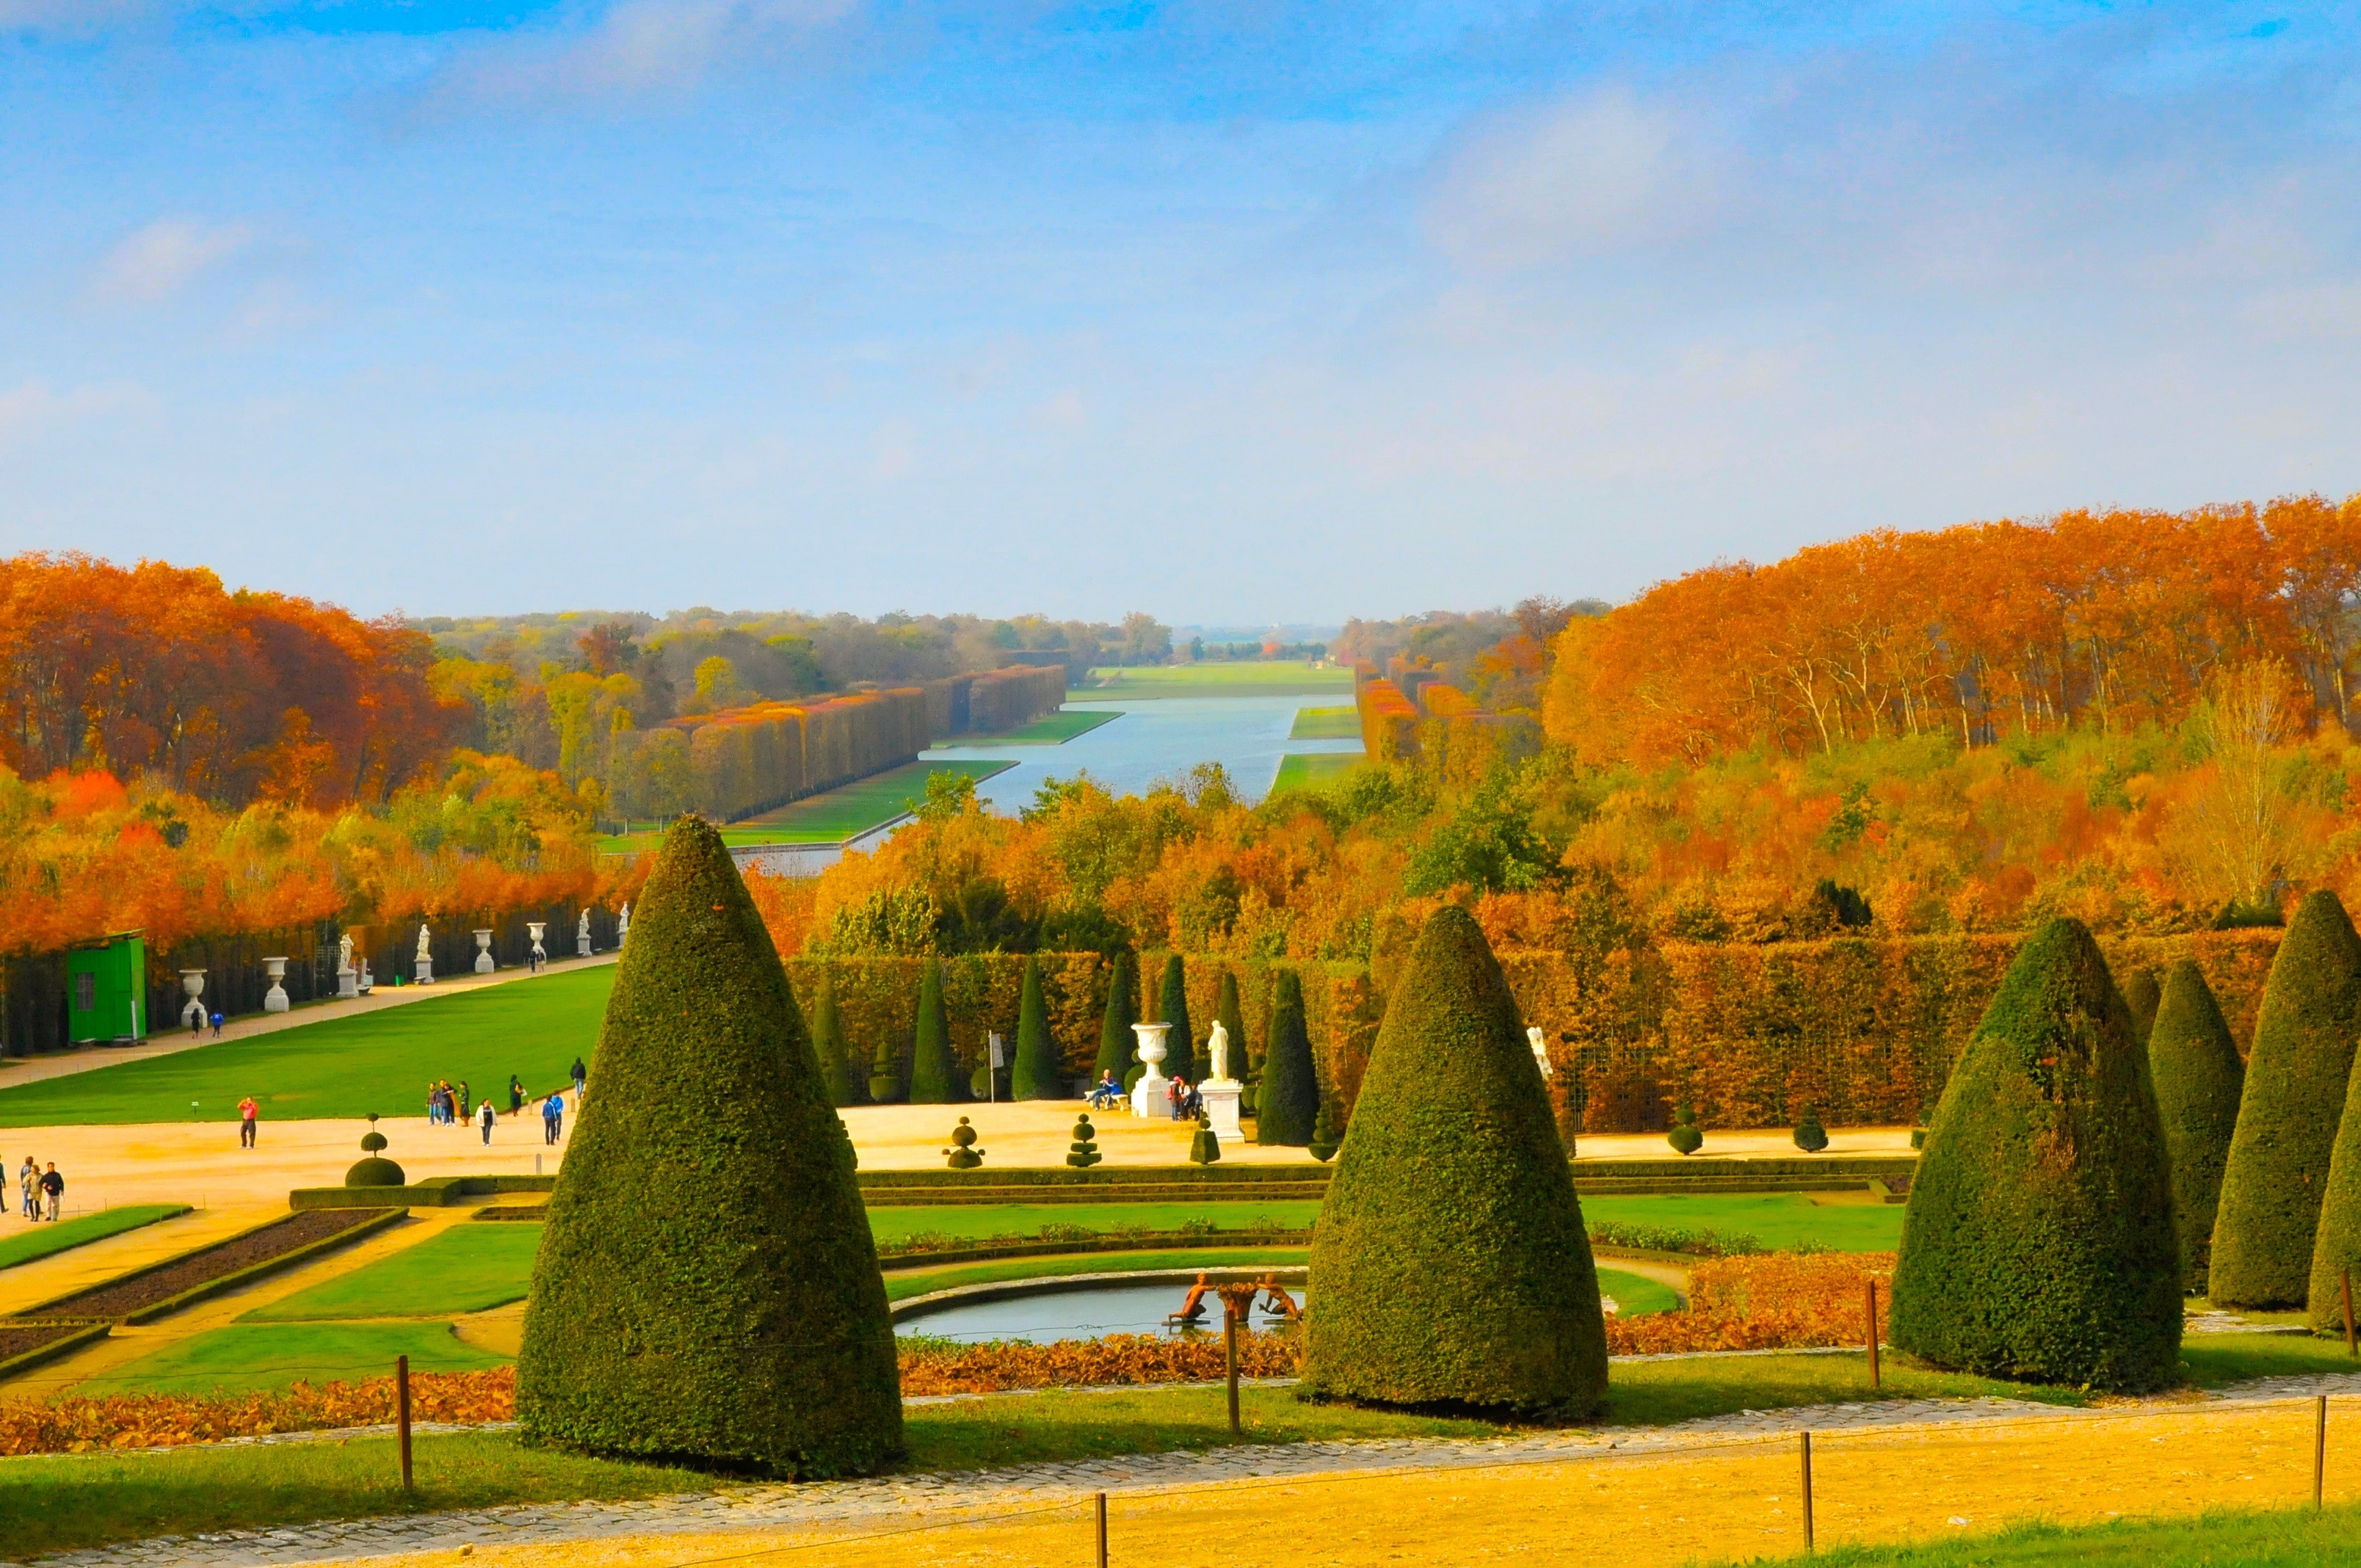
[516,815,902,1478]
[1011,955,1060,1100]
[1092,950,1137,1084]
[1257,969,1319,1147]
[346,1156,405,1187]
[1793,1106,1829,1154]
[2148,960,2244,1294]
[2211,889,2361,1309]
[944,1117,983,1169]
[1887,917,2181,1393]
[2120,966,2163,1050]
[1158,955,1196,1085]
[907,957,961,1104]
[1302,904,1608,1417]
[1667,1102,1702,1155]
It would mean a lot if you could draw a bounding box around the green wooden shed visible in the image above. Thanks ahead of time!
[68,932,145,1045]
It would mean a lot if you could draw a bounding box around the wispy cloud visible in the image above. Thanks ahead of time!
[427,0,861,106]
[0,0,152,35]
[0,379,150,453]
[91,217,254,305]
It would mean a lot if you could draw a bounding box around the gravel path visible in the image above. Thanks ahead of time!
[23,1369,2361,1568]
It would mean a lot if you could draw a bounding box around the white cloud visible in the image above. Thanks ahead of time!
[435,0,860,106]
[92,217,253,305]
[0,380,150,454]
[1424,86,1720,272]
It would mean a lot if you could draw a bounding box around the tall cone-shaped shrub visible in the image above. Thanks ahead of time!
[1302,906,1607,1415]
[2209,890,2361,1308]
[1092,951,1136,1083]
[2121,968,2162,1049]
[1258,969,1319,1147]
[1158,955,1197,1084]
[810,979,859,1108]
[1887,918,2180,1392]
[1215,970,1249,1079]
[907,957,961,1103]
[1011,955,1061,1100]
[517,816,901,1476]
[2149,961,2244,1293]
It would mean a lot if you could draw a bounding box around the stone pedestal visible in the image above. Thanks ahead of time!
[337,965,358,1000]
[416,955,433,985]
[180,969,207,1028]
[1200,1078,1244,1143]
[1129,1021,1171,1119]
[262,958,289,1014]
[474,929,496,975]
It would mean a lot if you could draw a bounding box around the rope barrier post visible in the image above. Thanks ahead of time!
[2318,1395,2329,1511]
[1095,1491,1108,1568]
[1800,1431,1815,1553]
[396,1354,413,1492]
[1865,1280,1880,1390]
[2343,1267,2355,1360]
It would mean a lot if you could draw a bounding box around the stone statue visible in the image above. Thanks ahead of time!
[1527,1026,1554,1079]
[617,902,631,945]
[338,934,355,973]
[416,925,432,965]
[1208,1020,1231,1084]
[576,908,592,958]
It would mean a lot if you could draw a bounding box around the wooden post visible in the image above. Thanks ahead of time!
[2343,1268,2355,1360]
[1865,1280,1881,1390]
[396,1354,413,1492]
[1800,1431,1815,1552]
[2317,1395,2329,1511]
[1225,1305,1241,1435]
[1096,1492,1108,1568]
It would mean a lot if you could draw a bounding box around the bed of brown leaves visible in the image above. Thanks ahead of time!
[899,1331,1300,1395]
[1605,1252,1894,1356]
[0,1368,515,1458]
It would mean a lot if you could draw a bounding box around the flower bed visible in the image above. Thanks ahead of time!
[1605,1252,1893,1356]
[899,1330,1300,1395]
[0,1369,515,1456]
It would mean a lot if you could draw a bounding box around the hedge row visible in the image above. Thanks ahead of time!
[637,689,932,824]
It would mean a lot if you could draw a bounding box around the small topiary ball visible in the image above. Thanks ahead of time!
[360,1130,388,1153]
[1793,1106,1829,1154]
[943,1117,984,1170]
[1667,1100,1704,1155]
[346,1114,405,1186]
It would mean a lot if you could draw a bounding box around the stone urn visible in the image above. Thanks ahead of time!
[180,969,206,1028]
[473,929,496,975]
[1128,1021,1172,1119]
[262,957,289,1014]
[528,922,547,967]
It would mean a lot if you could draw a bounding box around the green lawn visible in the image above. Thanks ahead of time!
[599,759,1015,852]
[1706,1504,2361,1567]
[1271,752,1366,792]
[1599,1267,1680,1316]
[0,1204,189,1269]
[1077,661,1353,700]
[81,1321,509,1396]
[973,709,1122,744]
[1288,705,1360,739]
[865,1201,1322,1244]
[1581,1193,1905,1253]
[242,1224,544,1322]
[0,964,613,1128]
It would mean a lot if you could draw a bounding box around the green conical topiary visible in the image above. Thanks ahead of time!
[2149,960,2244,1294]
[517,816,901,1476]
[1792,1106,1829,1154]
[1215,969,1249,1080]
[1093,951,1137,1084]
[907,957,960,1104]
[810,979,858,1109]
[1667,1100,1702,1155]
[2209,890,2361,1309]
[867,1029,902,1105]
[1011,955,1061,1100]
[1156,954,1197,1084]
[1302,905,1608,1415]
[1257,969,1319,1147]
[2121,967,2163,1050]
[1887,918,2180,1392]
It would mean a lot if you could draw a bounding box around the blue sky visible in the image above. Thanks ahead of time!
[1,2,2357,623]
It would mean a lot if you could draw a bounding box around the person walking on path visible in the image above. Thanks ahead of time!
[458,1081,471,1122]
[188,1007,203,1041]
[478,1097,496,1146]
[18,1157,35,1220]
[508,1075,523,1114]
[209,1009,223,1039]
[1168,1075,1187,1120]
[238,1096,258,1149]
[38,1163,62,1222]
[543,1091,565,1144]
[570,1056,587,1101]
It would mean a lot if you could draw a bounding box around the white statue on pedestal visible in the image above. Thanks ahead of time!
[1200,1019,1244,1143]
[415,924,435,985]
[617,902,631,946]
[1208,1020,1230,1084]
[1527,1026,1554,1079]
[336,935,358,999]
[577,909,592,958]
[1128,1021,1171,1118]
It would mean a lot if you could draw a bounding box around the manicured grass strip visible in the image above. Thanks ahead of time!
[1602,1349,2083,1426]
[242,1224,544,1323]
[1581,1193,1904,1253]
[980,709,1122,744]
[1272,752,1365,792]
[1076,661,1352,700]
[730,758,1014,841]
[0,965,612,1128]
[1596,1267,1679,1318]
[1288,705,1360,739]
[887,1247,1310,1302]
[1703,1503,2361,1566]
[79,1322,509,1397]
[866,1201,1323,1244]
[0,1432,708,1563]
[2178,1329,2361,1386]
[0,1205,189,1271]
[903,1384,1497,1469]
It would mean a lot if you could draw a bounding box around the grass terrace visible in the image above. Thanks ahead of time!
[1076,661,1353,700]
[1287,705,1360,739]
[0,1205,189,1269]
[1272,752,1365,792]
[977,709,1123,744]
[598,759,1014,852]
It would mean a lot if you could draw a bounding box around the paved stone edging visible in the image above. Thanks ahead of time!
[21,1370,2361,1568]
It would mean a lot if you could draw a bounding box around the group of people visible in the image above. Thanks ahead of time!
[15,1156,65,1222]
[1078,1069,1205,1117]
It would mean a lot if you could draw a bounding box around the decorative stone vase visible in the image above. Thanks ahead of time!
[262,957,289,1014]
[180,969,206,1028]
[1128,1021,1172,1118]
[474,929,496,975]
[528,922,547,966]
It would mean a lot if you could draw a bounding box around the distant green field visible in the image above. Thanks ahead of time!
[1077,661,1352,700]
[84,1322,507,1396]
[598,758,1014,853]
[1271,752,1365,792]
[1287,705,1360,739]
[976,709,1122,744]
[0,964,614,1128]
[244,1223,544,1322]
[1581,1193,1903,1253]
[0,1205,190,1270]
